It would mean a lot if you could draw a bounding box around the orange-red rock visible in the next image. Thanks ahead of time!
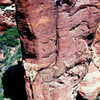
[0,4,16,34]
[0,0,12,6]
[15,0,100,100]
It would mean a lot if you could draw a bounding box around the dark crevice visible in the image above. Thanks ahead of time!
[38,68,45,72]
[74,62,81,66]
[54,0,77,7]
[86,58,92,65]
[54,0,62,7]
[62,0,73,6]
[53,72,63,79]
[70,24,80,31]
[68,73,73,77]
[2,61,27,100]
[87,24,90,29]
[82,33,95,46]
[76,92,88,100]
[65,65,75,72]
[77,75,80,78]
[11,0,15,3]
[23,54,37,59]
[56,50,58,54]
[58,81,65,84]
[29,78,34,99]
[55,6,59,66]
[88,41,93,46]
[20,41,37,60]
[87,33,95,40]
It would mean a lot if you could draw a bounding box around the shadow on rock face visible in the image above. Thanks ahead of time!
[11,0,15,3]
[2,61,27,100]
[76,92,88,100]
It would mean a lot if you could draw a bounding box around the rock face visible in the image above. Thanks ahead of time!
[78,19,100,100]
[92,23,100,69]
[15,0,100,100]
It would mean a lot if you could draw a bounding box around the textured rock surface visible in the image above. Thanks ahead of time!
[15,0,100,100]
[92,23,100,69]
[0,4,16,34]
[79,63,100,100]
[0,0,12,6]
[78,19,100,100]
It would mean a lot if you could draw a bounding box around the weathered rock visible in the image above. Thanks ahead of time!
[15,0,100,100]
[0,4,16,34]
[78,63,100,100]
[16,0,57,65]
[77,21,100,100]
[0,0,12,6]
[92,23,100,68]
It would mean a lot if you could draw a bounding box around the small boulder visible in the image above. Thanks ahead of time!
[79,63,100,100]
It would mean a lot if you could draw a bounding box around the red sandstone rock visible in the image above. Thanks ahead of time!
[0,0,12,6]
[92,23,100,66]
[78,24,100,99]
[0,4,16,34]
[15,0,100,100]
[16,0,57,65]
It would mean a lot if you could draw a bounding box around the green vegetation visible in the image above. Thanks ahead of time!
[94,91,100,100]
[0,26,19,49]
[0,26,22,100]
[2,46,22,71]
[0,77,4,100]
[0,6,5,9]
[0,25,21,70]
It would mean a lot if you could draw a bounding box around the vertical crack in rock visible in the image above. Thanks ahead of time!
[15,0,100,100]
[29,78,34,99]
[55,2,59,67]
